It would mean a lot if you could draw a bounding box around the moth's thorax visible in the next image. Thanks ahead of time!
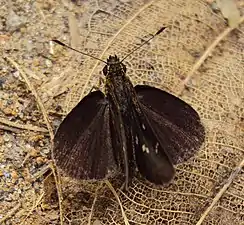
[104,55,136,115]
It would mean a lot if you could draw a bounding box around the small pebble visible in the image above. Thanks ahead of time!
[3,134,10,142]
[13,70,20,78]
[45,59,53,68]
[42,148,50,154]
[6,142,13,148]
[11,170,18,180]
[36,157,44,164]
[29,148,39,157]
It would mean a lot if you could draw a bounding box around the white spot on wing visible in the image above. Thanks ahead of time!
[155,142,159,154]
[142,144,150,154]
[135,136,139,145]
[142,124,146,130]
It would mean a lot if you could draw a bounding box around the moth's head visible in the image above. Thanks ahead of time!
[103,55,126,76]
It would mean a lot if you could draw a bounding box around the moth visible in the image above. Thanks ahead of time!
[52,28,205,189]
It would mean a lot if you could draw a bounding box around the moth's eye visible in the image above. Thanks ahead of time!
[103,65,108,76]
[122,64,126,73]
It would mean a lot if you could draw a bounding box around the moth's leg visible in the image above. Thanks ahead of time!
[119,158,135,191]
[120,181,127,191]
[119,173,134,191]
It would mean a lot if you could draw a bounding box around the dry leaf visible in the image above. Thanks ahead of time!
[216,0,241,27]
[1,0,244,224]
[59,1,244,224]
[68,12,80,48]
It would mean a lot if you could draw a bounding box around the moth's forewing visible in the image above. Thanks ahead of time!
[135,85,205,164]
[53,91,117,180]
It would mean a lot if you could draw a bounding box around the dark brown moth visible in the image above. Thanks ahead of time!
[52,28,205,189]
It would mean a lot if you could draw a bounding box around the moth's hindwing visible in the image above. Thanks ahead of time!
[132,112,175,184]
[135,85,205,165]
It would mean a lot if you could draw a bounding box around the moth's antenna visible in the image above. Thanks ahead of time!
[121,27,166,62]
[52,40,107,64]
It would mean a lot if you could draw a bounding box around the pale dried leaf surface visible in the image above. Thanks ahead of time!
[1,0,244,224]
[216,0,241,27]
[57,0,244,225]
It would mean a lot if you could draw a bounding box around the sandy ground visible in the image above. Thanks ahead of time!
[0,0,244,225]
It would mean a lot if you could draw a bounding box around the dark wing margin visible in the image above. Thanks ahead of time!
[53,91,117,180]
[135,85,205,165]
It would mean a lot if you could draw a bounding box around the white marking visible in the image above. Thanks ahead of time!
[142,124,146,130]
[135,136,139,145]
[155,142,159,154]
[142,144,150,154]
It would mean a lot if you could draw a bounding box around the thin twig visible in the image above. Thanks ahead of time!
[88,183,103,225]
[105,180,130,225]
[0,123,22,133]
[0,117,48,133]
[32,163,52,180]
[177,15,244,96]
[50,163,64,225]
[196,158,244,225]
[0,202,21,223]
[19,192,44,225]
